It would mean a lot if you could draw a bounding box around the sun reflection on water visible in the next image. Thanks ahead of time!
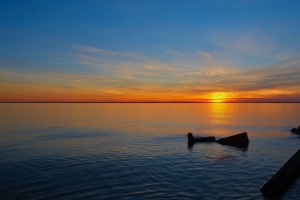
[210,103,227,123]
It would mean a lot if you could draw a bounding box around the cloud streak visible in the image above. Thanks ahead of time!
[127,20,137,35]
[165,50,189,58]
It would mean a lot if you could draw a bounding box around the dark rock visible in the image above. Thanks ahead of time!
[291,128,297,133]
[216,132,249,148]
[187,133,216,144]
[260,149,300,199]
[296,126,300,133]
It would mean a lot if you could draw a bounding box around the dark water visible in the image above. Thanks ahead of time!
[1,103,300,199]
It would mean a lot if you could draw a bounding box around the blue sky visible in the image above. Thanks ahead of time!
[1,0,300,102]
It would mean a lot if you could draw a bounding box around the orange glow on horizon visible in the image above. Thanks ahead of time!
[208,92,229,103]
[0,82,299,103]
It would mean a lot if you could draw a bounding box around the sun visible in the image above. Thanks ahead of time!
[209,92,227,103]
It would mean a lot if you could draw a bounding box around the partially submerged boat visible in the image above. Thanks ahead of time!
[187,132,249,149]
[216,132,249,148]
[187,133,215,142]
[187,133,216,147]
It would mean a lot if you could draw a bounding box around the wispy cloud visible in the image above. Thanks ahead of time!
[73,45,151,61]
[210,28,275,57]
[196,51,213,63]
[73,45,118,56]
[0,69,14,75]
[205,56,300,93]
[165,50,189,58]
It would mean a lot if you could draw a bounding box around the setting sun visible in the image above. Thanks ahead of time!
[209,92,228,103]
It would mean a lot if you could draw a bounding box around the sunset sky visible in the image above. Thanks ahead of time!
[1,0,300,102]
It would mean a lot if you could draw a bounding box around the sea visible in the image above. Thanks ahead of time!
[1,103,300,200]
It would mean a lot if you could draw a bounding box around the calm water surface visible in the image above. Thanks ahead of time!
[1,103,300,199]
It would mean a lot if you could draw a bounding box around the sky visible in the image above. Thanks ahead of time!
[1,0,300,102]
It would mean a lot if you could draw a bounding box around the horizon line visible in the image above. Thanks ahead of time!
[1,102,300,103]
